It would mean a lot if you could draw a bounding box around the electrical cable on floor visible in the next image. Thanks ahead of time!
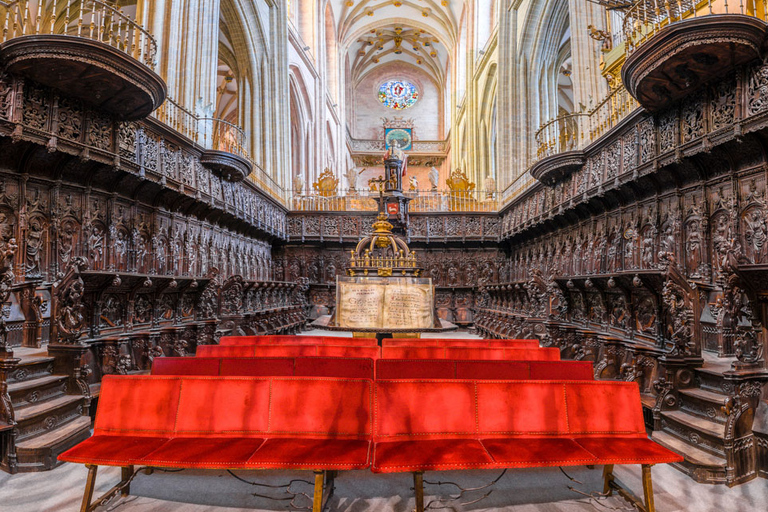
[422,469,507,509]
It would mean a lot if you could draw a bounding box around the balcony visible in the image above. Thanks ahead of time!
[153,99,254,183]
[530,114,586,185]
[0,0,165,120]
[528,86,639,187]
[622,0,768,111]
[198,118,252,182]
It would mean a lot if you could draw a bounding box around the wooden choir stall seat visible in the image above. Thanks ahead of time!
[152,356,374,379]
[59,375,373,512]
[372,379,682,512]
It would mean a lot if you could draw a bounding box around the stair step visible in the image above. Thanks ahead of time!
[16,416,91,451]
[662,410,724,439]
[679,387,729,405]
[652,431,726,468]
[7,374,67,394]
[17,355,55,366]
[15,394,82,424]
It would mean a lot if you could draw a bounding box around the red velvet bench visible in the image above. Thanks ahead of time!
[152,356,374,379]
[372,379,682,512]
[219,335,378,346]
[197,343,382,359]
[376,359,593,380]
[380,345,560,360]
[383,338,540,348]
[59,375,373,512]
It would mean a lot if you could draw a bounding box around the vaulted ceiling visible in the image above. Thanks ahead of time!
[330,0,461,88]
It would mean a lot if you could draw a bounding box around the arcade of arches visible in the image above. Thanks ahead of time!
[1,0,768,509]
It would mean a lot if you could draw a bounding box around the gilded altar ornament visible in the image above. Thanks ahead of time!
[346,212,421,277]
[312,168,339,197]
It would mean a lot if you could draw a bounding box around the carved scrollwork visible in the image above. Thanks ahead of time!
[52,257,88,345]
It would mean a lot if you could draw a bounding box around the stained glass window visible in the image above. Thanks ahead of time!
[378,80,419,110]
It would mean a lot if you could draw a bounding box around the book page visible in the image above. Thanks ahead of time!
[382,282,434,329]
[336,281,384,329]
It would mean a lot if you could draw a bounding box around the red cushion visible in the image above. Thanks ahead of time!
[481,438,597,466]
[94,376,181,435]
[269,379,372,436]
[375,381,475,439]
[152,358,220,376]
[376,359,456,379]
[381,346,446,359]
[476,382,570,434]
[175,378,271,434]
[316,345,380,358]
[141,438,266,467]
[294,357,373,378]
[252,345,319,357]
[373,439,493,472]
[445,347,559,361]
[455,361,529,379]
[529,361,593,380]
[59,435,170,465]
[248,439,371,469]
[219,336,377,346]
[220,358,295,376]
[196,345,255,357]
[565,382,645,435]
[574,437,684,464]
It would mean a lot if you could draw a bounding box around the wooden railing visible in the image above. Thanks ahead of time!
[530,86,639,168]
[0,0,157,68]
[199,117,247,158]
[623,0,768,55]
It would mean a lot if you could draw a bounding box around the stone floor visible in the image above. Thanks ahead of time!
[2,460,767,511]
[3,330,768,511]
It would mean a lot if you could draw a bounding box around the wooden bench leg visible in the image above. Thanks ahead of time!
[80,465,98,512]
[413,471,424,512]
[121,465,134,497]
[312,470,324,512]
[602,464,614,496]
[642,464,655,512]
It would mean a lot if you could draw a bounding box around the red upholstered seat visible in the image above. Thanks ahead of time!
[376,359,456,379]
[141,438,266,466]
[152,357,221,376]
[198,344,381,359]
[445,347,560,360]
[382,338,539,348]
[248,439,371,468]
[375,359,593,380]
[57,435,171,465]
[481,438,596,466]
[294,357,374,379]
[220,357,297,376]
[528,360,593,380]
[153,356,374,378]
[380,346,558,360]
[219,335,377,346]
[374,439,493,471]
[371,379,682,473]
[60,375,373,471]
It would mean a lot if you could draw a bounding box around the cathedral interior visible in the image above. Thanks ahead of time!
[2,0,768,510]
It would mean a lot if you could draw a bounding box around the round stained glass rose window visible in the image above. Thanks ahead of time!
[378,80,419,110]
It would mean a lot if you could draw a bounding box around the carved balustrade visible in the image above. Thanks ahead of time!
[0,0,158,68]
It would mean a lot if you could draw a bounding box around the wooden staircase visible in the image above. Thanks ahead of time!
[5,348,91,472]
[650,355,760,486]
